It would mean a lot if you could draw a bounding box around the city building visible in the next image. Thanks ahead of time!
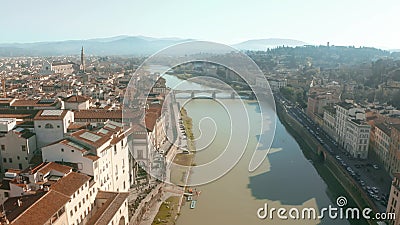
[387,173,400,225]
[335,102,370,159]
[0,126,36,171]
[267,78,287,91]
[322,106,337,140]
[374,122,392,172]
[307,92,339,120]
[64,95,90,110]
[0,162,128,225]
[33,109,74,148]
[41,120,131,193]
[389,125,400,176]
[74,110,122,124]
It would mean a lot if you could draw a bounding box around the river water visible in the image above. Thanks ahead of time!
[163,74,353,225]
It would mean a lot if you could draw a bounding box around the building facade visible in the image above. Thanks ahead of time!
[387,173,400,225]
[335,102,370,159]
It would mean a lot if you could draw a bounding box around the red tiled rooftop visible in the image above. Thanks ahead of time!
[71,129,112,148]
[50,172,90,197]
[11,99,58,107]
[64,95,89,103]
[11,191,70,225]
[34,110,69,120]
[86,191,129,225]
[37,162,72,175]
[74,110,122,119]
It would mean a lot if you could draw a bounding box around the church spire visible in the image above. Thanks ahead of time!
[80,46,85,73]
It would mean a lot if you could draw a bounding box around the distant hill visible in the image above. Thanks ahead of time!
[0,36,193,57]
[0,36,309,56]
[233,38,307,51]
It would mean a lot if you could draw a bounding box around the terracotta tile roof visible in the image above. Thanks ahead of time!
[67,122,90,130]
[74,110,122,119]
[11,190,70,225]
[34,110,69,120]
[64,95,89,103]
[37,162,72,175]
[2,192,46,223]
[86,191,129,225]
[84,154,100,161]
[22,162,46,174]
[110,134,124,145]
[0,109,38,119]
[0,98,14,104]
[145,112,159,132]
[50,172,90,197]
[71,129,112,148]
[11,99,58,107]
[0,113,33,119]
[10,100,38,107]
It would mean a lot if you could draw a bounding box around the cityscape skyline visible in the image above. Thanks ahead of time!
[1,0,400,49]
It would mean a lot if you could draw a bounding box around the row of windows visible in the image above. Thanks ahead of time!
[60,148,76,153]
[1,145,27,151]
[37,123,61,129]
[3,156,28,163]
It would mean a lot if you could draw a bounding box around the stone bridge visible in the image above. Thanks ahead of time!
[171,89,253,99]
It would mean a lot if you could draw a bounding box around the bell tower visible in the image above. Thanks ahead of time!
[80,46,85,73]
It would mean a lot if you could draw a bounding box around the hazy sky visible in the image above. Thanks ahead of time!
[1,0,399,48]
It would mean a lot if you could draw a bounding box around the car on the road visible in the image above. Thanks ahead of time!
[372,164,379,170]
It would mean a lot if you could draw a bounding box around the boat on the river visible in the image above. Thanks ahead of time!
[190,200,197,209]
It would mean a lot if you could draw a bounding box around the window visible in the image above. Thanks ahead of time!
[57,125,60,128]
[4,192,9,197]
[61,148,64,152]
[44,123,53,129]
[21,145,26,151]
[74,206,77,212]
[3,158,6,163]
[1,145,5,151]
[8,158,12,163]
[114,145,117,155]
[71,149,74,153]
[70,210,73,217]
[38,125,41,128]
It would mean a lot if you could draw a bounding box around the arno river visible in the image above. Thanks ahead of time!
[162,74,357,225]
